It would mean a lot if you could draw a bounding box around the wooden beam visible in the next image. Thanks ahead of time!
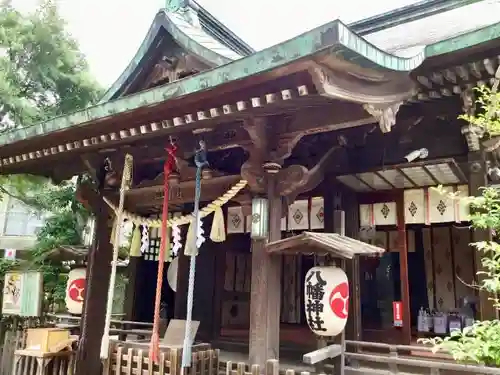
[126,175,250,211]
[303,345,342,365]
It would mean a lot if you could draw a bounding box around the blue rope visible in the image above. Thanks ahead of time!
[182,143,208,368]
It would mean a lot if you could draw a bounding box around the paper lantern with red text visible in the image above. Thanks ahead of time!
[65,268,86,314]
[304,266,349,337]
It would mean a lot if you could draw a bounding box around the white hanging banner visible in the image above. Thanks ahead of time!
[288,200,309,230]
[455,185,470,222]
[373,202,397,226]
[66,268,86,315]
[304,266,349,337]
[404,189,426,224]
[227,206,245,234]
[310,197,325,230]
[429,186,455,223]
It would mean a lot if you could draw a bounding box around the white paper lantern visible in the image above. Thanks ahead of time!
[66,268,86,315]
[304,266,349,337]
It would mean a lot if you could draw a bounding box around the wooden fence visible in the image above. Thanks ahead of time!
[0,317,46,375]
[104,340,218,375]
[3,320,500,375]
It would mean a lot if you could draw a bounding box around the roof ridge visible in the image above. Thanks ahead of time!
[349,0,482,35]
[190,0,255,56]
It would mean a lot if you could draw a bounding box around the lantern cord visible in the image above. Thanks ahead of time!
[149,144,178,363]
[182,142,208,369]
[100,154,133,359]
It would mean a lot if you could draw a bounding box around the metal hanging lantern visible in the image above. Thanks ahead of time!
[251,197,269,239]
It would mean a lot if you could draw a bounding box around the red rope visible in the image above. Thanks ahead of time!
[150,144,177,363]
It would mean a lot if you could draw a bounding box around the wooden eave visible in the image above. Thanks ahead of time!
[336,158,468,192]
[410,37,500,103]
[266,231,385,259]
[40,245,128,264]
[1,20,500,176]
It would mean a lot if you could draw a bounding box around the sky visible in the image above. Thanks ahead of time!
[11,0,420,88]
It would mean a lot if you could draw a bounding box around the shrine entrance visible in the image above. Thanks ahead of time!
[359,252,402,343]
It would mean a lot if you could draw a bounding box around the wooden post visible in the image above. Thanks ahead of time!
[342,189,361,344]
[396,192,411,344]
[249,176,282,367]
[75,190,112,375]
[468,156,497,320]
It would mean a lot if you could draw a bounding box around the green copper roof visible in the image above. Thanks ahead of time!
[350,0,482,35]
[1,19,500,148]
[102,0,253,102]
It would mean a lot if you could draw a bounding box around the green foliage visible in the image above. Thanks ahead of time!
[0,0,102,127]
[0,1,101,309]
[0,258,19,279]
[459,85,500,135]
[424,321,500,367]
[420,86,500,365]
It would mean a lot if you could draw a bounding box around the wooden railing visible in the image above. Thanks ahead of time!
[46,314,154,340]
[343,340,500,375]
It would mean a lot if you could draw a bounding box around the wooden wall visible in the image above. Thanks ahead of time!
[422,226,475,311]
[220,237,307,330]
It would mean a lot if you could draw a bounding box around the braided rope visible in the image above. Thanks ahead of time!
[103,180,247,227]
[150,144,178,363]
[100,154,133,359]
[182,145,208,368]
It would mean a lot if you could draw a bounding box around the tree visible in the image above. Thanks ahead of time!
[0,0,101,129]
[421,85,500,366]
[0,0,102,202]
[0,0,102,308]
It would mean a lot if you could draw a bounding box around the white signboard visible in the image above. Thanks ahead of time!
[2,272,43,316]
[304,266,349,337]
[66,268,86,314]
[4,249,16,260]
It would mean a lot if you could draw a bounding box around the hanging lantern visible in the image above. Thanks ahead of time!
[304,266,349,337]
[66,268,86,315]
[251,197,269,239]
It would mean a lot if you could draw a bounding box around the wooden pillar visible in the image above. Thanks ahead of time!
[75,193,112,375]
[396,192,411,344]
[249,176,282,366]
[468,155,497,320]
[340,187,361,343]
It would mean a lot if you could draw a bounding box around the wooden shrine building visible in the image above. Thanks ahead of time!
[1,0,500,374]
